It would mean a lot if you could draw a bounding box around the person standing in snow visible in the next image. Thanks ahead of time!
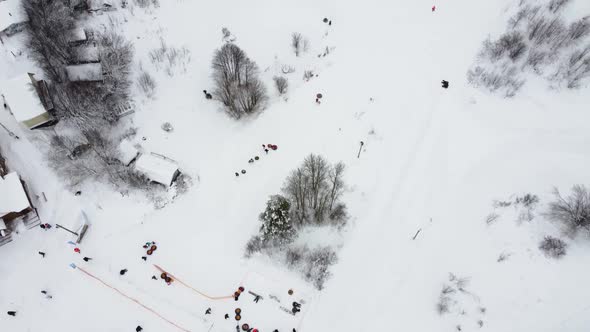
[7,311,16,316]
[205,308,211,315]
[83,257,92,262]
[38,251,45,258]
[136,326,143,332]
[253,295,260,303]
[225,313,229,319]
[41,290,52,299]
[120,269,128,275]
[74,248,81,254]
[141,256,147,261]
[441,80,449,88]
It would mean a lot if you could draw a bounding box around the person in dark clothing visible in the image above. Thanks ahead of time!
[136,326,143,332]
[205,308,211,315]
[241,170,246,174]
[75,191,82,196]
[44,223,51,229]
[273,330,279,332]
[40,224,46,230]
[248,158,254,163]
[254,295,260,303]
[83,257,92,262]
[203,90,213,100]
[142,256,147,261]
[41,290,52,299]
[151,275,157,280]
[38,251,45,258]
[120,269,128,275]
[441,80,449,88]
[7,311,16,316]
[235,172,239,177]
[264,148,269,154]
[329,20,332,25]
[225,313,229,319]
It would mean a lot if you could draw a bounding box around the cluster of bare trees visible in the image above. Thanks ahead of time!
[23,0,138,189]
[468,0,590,96]
[211,43,267,118]
[23,0,76,82]
[283,154,347,227]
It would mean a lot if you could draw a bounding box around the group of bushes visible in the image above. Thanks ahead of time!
[468,0,590,96]
[245,154,347,289]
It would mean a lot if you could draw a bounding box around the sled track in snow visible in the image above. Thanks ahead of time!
[153,264,234,300]
[77,266,191,332]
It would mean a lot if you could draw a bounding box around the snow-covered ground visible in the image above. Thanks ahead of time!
[1,0,590,331]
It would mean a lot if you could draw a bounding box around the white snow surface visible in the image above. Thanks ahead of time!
[0,0,26,32]
[0,0,590,331]
[0,172,29,217]
[0,73,46,122]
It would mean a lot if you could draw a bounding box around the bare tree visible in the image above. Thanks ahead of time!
[283,154,347,226]
[273,76,288,95]
[291,32,309,57]
[211,43,267,118]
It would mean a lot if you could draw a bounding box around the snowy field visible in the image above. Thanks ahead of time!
[1,0,590,331]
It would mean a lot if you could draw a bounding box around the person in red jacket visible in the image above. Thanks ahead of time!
[432,5,436,12]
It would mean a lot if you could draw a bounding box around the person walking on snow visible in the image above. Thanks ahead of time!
[74,248,81,254]
[38,251,45,258]
[41,290,52,299]
[254,295,260,303]
[120,269,128,275]
[432,5,436,12]
[136,326,143,332]
[225,313,229,319]
[83,257,92,262]
[205,308,211,315]
[7,311,16,316]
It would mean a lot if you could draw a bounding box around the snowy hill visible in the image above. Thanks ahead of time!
[1,0,590,331]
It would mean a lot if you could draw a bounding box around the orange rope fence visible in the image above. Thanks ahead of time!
[77,266,191,332]
[153,264,234,300]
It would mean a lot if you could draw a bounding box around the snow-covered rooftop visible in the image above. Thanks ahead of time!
[65,63,103,82]
[0,73,47,123]
[0,172,30,218]
[68,27,87,43]
[134,153,179,186]
[73,44,100,63]
[0,0,27,32]
[118,140,139,166]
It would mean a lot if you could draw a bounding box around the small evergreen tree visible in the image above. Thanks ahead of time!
[259,195,295,246]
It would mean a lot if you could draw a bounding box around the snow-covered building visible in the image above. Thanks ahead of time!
[0,73,56,130]
[0,0,28,38]
[134,153,180,187]
[65,63,104,82]
[0,172,32,238]
[118,140,139,166]
[72,44,100,63]
[68,27,88,44]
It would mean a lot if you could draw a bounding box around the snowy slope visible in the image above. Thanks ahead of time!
[1,0,590,331]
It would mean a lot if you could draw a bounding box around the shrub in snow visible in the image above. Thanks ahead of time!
[211,43,267,118]
[283,155,347,226]
[149,38,191,76]
[137,69,156,98]
[285,246,306,267]
[302,247,337,290]
[546,185,590,236]
[133,0,159,8]
[161,122,173,132]
[291,32,309,57]
[259,195,296,246]
[244,235,265,258]
[273,76,288,95]
[221,27,235,43]
[539,236,567,258]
